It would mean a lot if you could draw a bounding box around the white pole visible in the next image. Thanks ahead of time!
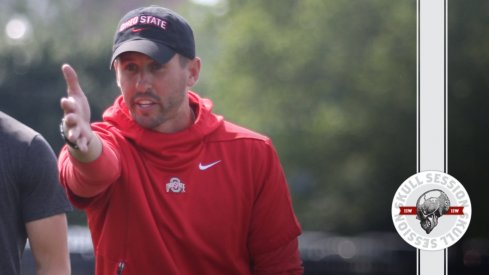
[417,0,447,274]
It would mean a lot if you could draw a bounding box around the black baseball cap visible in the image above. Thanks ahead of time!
[110,5,195,68]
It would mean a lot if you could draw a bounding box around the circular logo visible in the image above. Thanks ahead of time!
[391,171,471,250]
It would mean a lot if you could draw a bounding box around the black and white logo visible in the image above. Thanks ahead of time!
[392,171,471,250]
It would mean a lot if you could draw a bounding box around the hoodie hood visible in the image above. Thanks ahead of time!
[101,91,223,169]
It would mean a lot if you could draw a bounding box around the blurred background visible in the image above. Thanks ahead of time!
[0,0,486,274]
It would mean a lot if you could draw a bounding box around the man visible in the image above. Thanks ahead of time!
[58,5,303,274]
[0,111,72,274]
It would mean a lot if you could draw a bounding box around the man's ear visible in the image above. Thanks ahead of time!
[113,60,121,88]
[187,57,201,88]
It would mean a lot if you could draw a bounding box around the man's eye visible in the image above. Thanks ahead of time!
[124,64,138,72]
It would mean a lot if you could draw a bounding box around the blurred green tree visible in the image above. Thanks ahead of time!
[200,0,417,233]
[448,0,489,238]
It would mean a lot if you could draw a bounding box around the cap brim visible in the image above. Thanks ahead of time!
[110,40,175,69]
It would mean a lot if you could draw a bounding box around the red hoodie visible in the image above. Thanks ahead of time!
[59,92,303,274]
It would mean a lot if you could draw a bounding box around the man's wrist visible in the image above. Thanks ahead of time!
[59,119,79,150]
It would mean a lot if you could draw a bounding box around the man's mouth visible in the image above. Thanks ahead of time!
[136,100,155,109]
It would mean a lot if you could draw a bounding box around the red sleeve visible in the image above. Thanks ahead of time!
[58,136,121,200]
[248,140,303,270]
[253,238,304,275]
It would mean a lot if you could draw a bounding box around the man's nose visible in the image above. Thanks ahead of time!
[136,71,152,91]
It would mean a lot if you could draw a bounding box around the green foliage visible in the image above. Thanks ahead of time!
[448,1,489,238]
[202,0,416,233]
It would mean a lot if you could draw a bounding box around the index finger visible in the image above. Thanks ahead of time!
[61,64,82,97]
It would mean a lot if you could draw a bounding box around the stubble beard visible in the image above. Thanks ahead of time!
[129,91,187,131]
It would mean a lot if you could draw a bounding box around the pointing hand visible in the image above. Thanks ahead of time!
[60,64,93,152]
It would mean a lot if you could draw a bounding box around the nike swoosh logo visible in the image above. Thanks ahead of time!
[199,160,221,171]
[132,27,147,32]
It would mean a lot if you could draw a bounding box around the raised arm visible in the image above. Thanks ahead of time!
[58,64,120,199]
[60,64,102,162]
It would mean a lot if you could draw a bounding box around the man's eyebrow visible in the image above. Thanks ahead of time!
[151,60,165,66]
[118,57,135,63]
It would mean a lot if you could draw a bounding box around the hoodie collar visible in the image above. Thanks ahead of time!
[102,91,223,169]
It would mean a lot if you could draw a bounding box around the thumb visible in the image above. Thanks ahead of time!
[61,64,83,97]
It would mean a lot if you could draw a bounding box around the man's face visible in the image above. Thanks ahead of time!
[114,52,199,132]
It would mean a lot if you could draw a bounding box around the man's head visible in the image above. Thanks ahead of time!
[110,5,195,68]
[111,6,201,133]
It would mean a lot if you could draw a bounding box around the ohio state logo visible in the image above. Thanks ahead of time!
[166,177,186,193]
[392,171,471,250]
